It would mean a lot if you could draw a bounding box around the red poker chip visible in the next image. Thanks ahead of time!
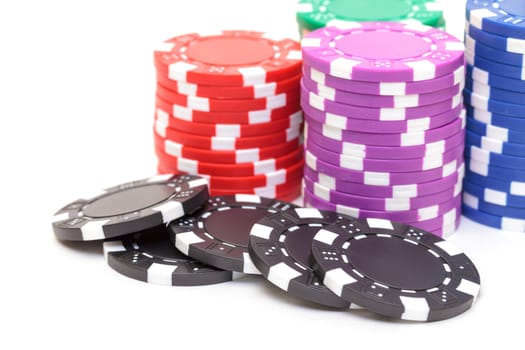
[156,96,300,124]
[154,120,301,150]
[154,30,302,86]
[155,108,303,138]
[156,70,300,100]
[156,166,302,201]
[155,145,303,177]
[157,159,304,189]
[156,84,300,112]
[154,132,303,164]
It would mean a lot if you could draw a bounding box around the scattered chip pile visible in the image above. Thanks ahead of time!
[152,30,304,201]
[300,22,466,237]
[462,0,525,233]
[295,0,446,38]
[51,174,481,322]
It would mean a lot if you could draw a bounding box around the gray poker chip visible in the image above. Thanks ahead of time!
[52,174,209,241]
[168,194,297,274]
[311,217,481,321]
[248,207,356,308]
[103,224,232,286]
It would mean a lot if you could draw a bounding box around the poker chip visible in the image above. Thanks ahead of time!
[154,31,302,86]
[51,174,209,241]
[301,22,464,82]
[466,0,525,39]
[295,0,445,37]
[301,77,464,108]
[303,162,465,199]
[155,108,303,138]
[103,225,232,286]
[304,65,466,96]
[464,1,525,230]
[168,194,297,273]
[248,207,355,308]
[465,130,525,157]
[310,217,480,321]
[303,102,464,134]
[467,106,525,132]
[156,71,301,99]
[153,31,303,199]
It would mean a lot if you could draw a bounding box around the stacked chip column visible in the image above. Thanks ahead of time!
[153,30,304,201]
[462,1,525,232]
[300,22,466,237]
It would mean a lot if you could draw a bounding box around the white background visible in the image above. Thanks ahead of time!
[1,0,524,349]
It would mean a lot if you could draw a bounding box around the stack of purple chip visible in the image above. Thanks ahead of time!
[300,22,466,237]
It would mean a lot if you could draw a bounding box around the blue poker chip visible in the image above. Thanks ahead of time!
[464,88,525,118]
[463,179,525,208]
[466,168,525,195]
[466,155,525,181]
[465,34,525,66]
[466,106,525,132]
[467,64,525,93]
[466,0,525,40]
[466,50,525,80]
[463,190,525,218]
[465,145,525,168]
[465,77,525,105]
[467,115,525,145]
[466,129,525,157]
[466,23,525,54]
[462,204,525,233]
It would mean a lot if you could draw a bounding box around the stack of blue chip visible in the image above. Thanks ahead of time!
[463,0,525,233]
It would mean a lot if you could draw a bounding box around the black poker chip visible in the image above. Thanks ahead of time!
[103,224,232,286]
[248,207,356,308]
[52,174,209,241]
[168,194,297,274]
[311,217,481,321]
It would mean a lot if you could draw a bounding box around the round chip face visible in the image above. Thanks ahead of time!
[51,174,209,241]
[154,30,302,86]
[103,225,232,286]
[310,217,481,321]
[301,22,465,82]
[168,195,298,273]
[249,207,355,308]
[467,0,525,39]
[297,0,444,30]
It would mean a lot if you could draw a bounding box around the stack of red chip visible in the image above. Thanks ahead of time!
[153,30,304,201]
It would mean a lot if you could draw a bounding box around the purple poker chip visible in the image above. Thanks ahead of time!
[301,22,465,82]
[303,185,462,224]
[304,111,465,147]
[302,65,466,96]
[301,88,462,121]
[303,172,462,212]
[302,102,463,134]
[303,163,465,199]
[305,150,464,186]
[305,127,465,161]
[305,138,465,172]
[301,77,464,108]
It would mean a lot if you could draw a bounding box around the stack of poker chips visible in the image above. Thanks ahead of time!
[462,1,525,233]
[300,22,466,237]
[153,30,304,201]
[295,0,446,38]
